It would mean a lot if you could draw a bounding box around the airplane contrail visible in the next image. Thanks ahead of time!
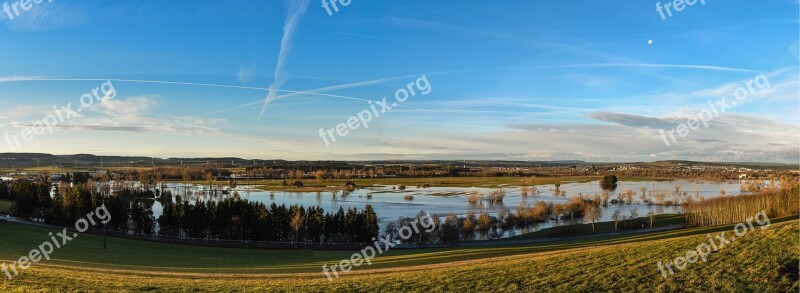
[201,73,431,116]
[199,89,440,116]
[0,77,269,91]
[259,0,311,119]
[0,75,443,116]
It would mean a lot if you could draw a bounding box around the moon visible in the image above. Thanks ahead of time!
[648,39,653,45]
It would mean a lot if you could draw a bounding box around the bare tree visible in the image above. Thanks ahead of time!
[520,185,529,197]
[467,190,483,204]
[583,204,602,233]
[487,189,506,204]
[477,211,492,239]
[182,169,191,198]
[205,172,214,196]
[611,210,622,231]
[290,209,304,242]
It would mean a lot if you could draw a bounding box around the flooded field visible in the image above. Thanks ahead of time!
[151,179,758,234]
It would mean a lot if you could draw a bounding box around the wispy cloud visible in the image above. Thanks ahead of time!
[587,111,676,129]
[551,63,757,73]
[0,74,438,117]
[77,95,221,135]
[1,95,222,136]
[89,95,159,117]
[259,0,311,119]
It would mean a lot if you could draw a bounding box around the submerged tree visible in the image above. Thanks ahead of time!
[601,175,618,191]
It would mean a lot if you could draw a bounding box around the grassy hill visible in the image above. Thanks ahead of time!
[0,217,796,292]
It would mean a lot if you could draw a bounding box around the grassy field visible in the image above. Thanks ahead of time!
[180,175,606,192]
[0,200,12,214]
[0,170,665,193]
[509,214,685,239]
[0,217,796,291]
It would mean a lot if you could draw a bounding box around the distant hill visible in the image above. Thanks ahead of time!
[0,153,793,169]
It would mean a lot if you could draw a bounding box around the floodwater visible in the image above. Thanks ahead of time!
[150,180,757,234]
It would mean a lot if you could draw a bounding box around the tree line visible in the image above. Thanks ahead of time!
[1,180,379,243]
[158,199,378,243]
[685,179,798,227]
[4,180,158,235]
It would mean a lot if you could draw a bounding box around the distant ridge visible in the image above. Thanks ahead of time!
[0,153,793,169]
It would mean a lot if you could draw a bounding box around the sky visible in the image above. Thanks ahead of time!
[0,0,798,163]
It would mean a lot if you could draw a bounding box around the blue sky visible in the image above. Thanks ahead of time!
[0,0,797,162]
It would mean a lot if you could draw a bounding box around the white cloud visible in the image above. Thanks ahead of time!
[90,95,159,118]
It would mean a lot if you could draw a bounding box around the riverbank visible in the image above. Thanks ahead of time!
[169,175,615,192]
